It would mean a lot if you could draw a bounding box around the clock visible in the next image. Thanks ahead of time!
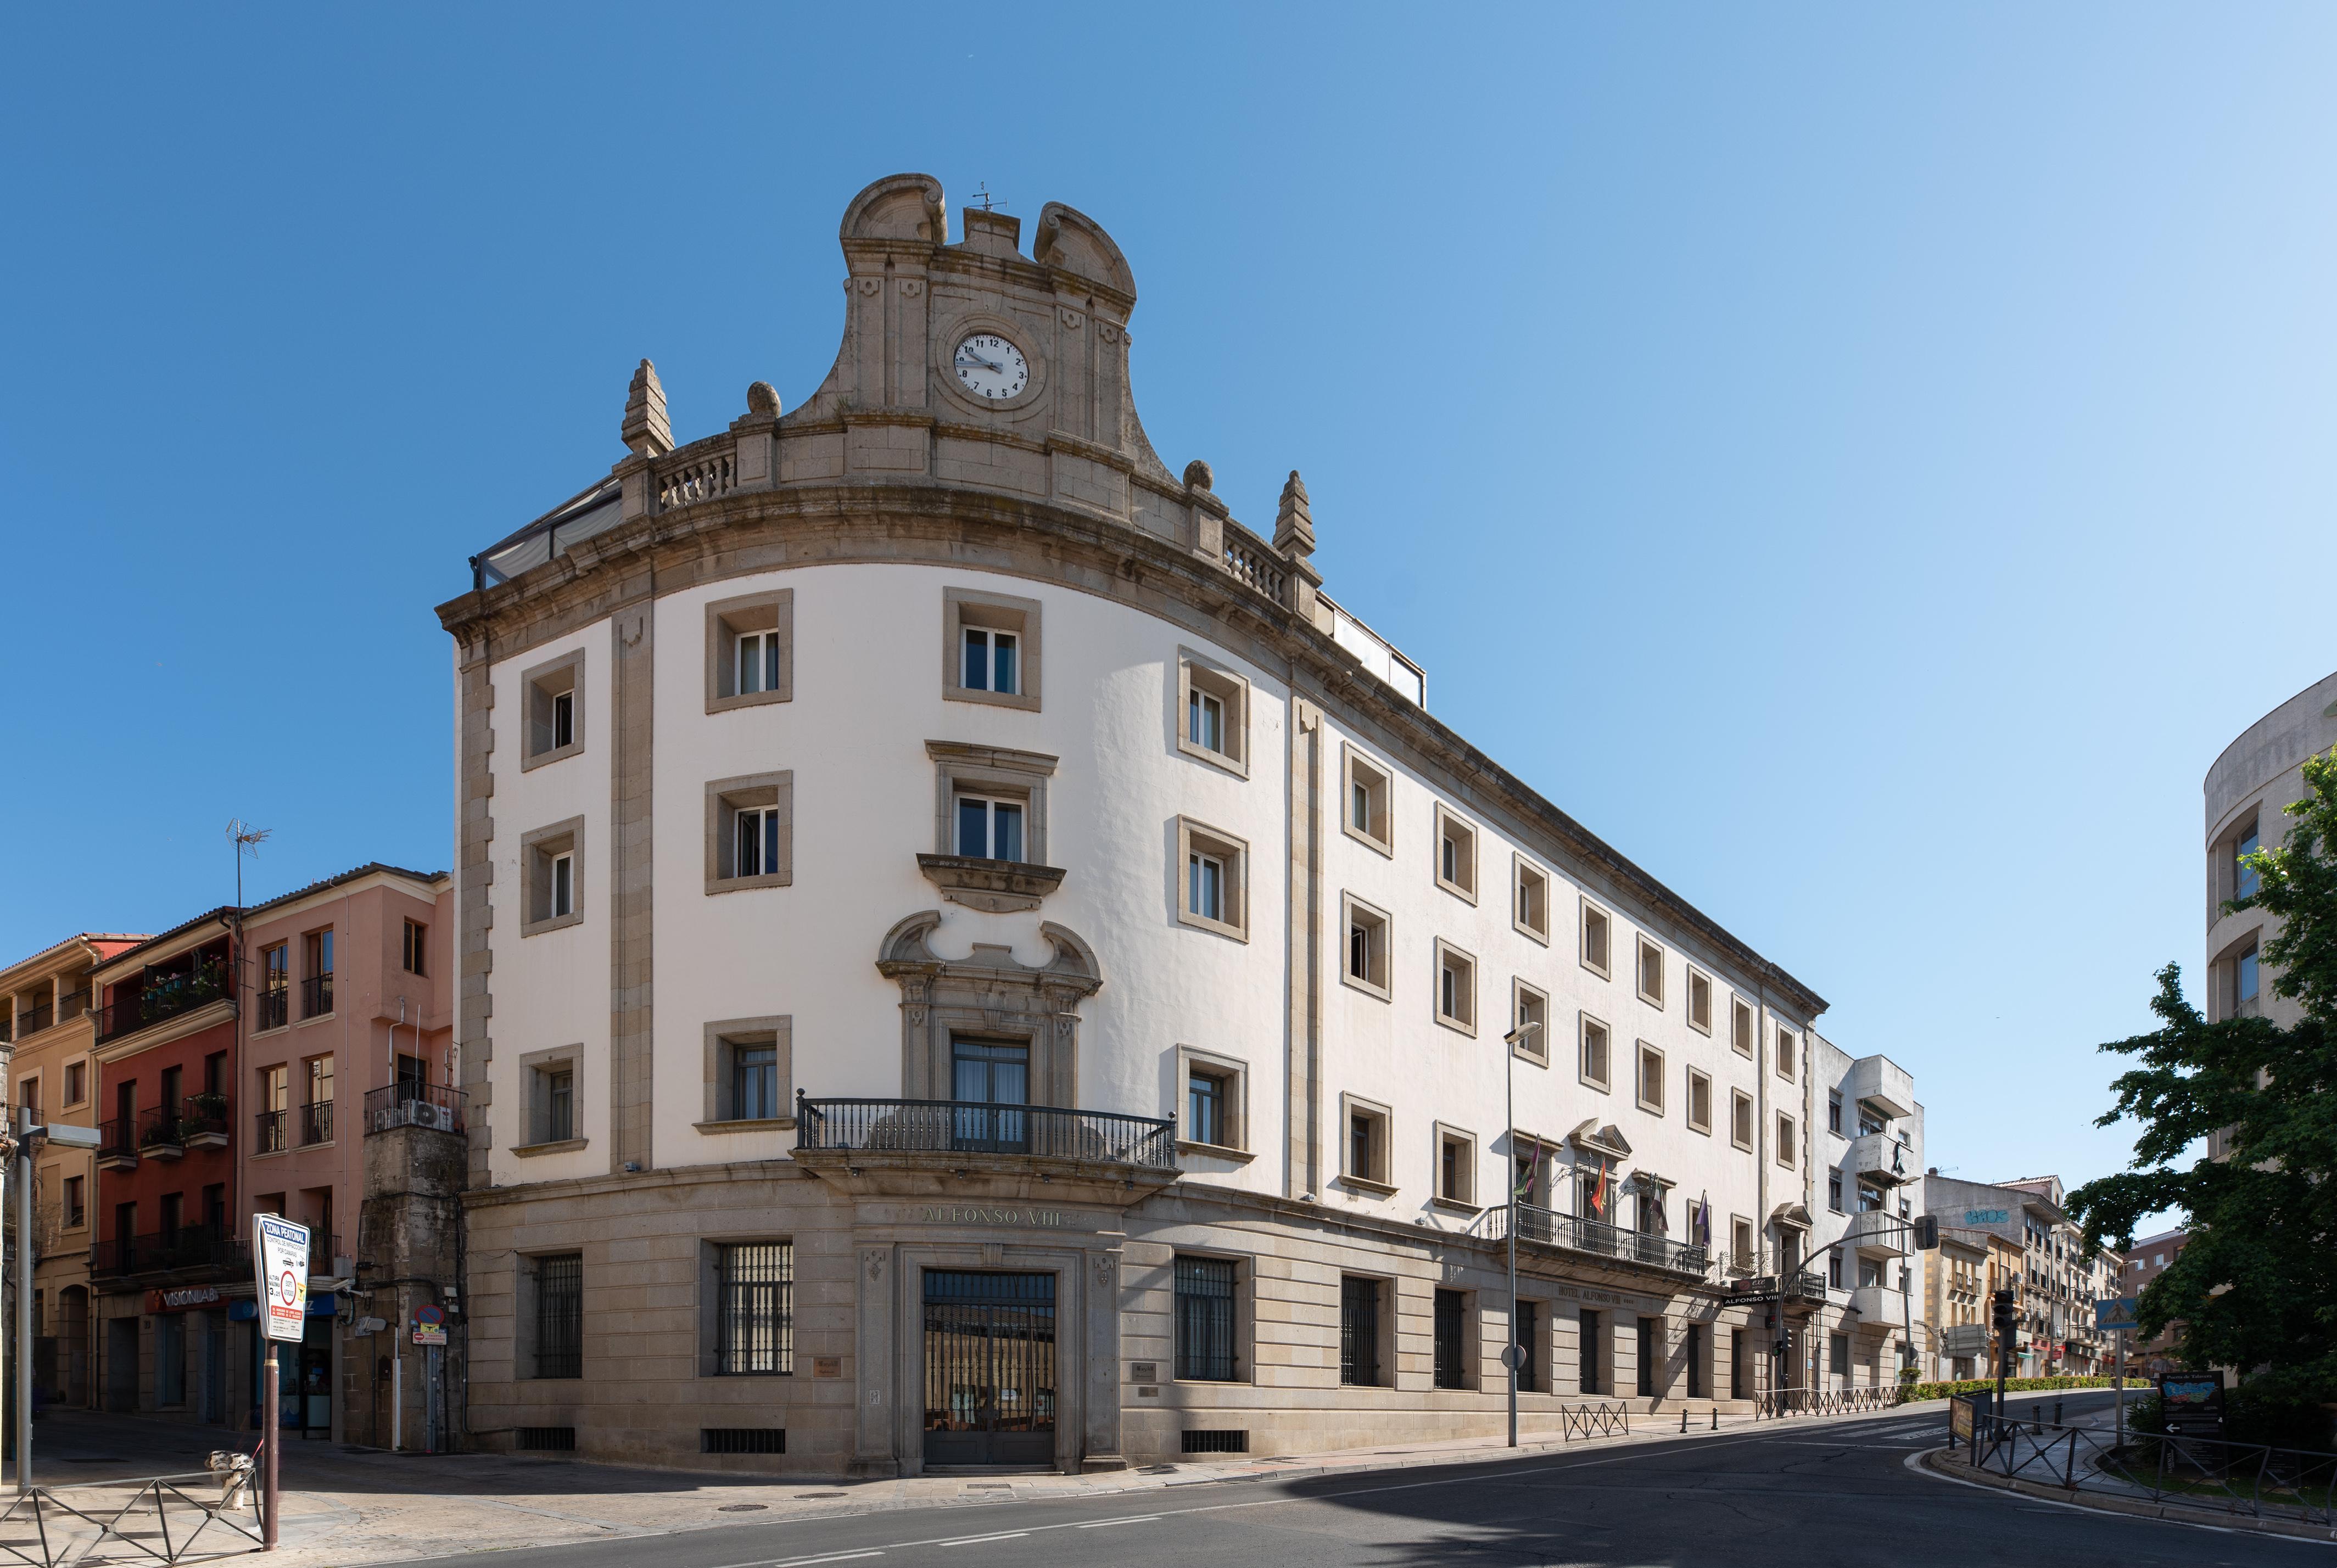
[951,333,1029,401]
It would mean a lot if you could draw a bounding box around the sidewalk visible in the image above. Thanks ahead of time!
[14,1401,1950,1566]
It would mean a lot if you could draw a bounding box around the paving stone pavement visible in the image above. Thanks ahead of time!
[5,1401,1959,1565]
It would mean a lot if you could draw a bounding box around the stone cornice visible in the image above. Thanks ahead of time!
[437,483,1827,1019]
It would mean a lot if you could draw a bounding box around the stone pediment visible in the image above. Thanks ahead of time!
[915,854,1066,914]
[1567,1120,1631,1162]
[1771,1202,1814,1231]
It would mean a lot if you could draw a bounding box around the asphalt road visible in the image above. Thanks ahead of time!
[413,1394,2325,1568]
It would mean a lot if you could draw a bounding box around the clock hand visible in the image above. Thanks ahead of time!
[957,352,1003,373]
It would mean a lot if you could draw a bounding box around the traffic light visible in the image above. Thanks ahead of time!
[1914,1214,1939,1250]
[1992,1287,2016,1342]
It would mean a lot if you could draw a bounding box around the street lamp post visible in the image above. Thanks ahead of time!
[1501,1020,1541,1449]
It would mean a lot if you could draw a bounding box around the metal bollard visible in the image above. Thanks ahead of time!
[1680,1408,1688,1432]
[2053,1399,2062,1427]
[1710,1408,1718,1431]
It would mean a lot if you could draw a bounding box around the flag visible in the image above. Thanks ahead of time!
[1514,1139,1543,1199]
[1695,1191,1712,1246]
[1591,1160,1609,1220]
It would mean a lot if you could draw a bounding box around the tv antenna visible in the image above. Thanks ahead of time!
[972,182,1004,212]
[227,819,271,908]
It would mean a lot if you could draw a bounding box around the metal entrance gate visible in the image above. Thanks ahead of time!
[923,1271,1056,1467]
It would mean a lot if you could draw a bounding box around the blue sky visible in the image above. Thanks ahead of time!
[7,5,2333,1228]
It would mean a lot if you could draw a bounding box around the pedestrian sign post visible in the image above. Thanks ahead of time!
[2094,1297,2139,1332]
[412,1304,447,1346]
[251,1215,311,1549]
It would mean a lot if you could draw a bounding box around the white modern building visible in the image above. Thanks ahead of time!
[1801,1036,1924,1392]
[437,173,1847,1474]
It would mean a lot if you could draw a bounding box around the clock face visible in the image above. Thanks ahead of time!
[952,333,1030,401]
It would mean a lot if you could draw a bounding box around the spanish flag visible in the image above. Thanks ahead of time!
[1590,1161,1609,1220]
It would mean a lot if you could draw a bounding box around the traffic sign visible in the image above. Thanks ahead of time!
[251,1216,312,1344]
[2095,1297,2139,1332]
[412,1303,448,1346]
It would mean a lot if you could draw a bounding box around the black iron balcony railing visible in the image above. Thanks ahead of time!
[90,1226,251,1279]
[136,1106,186,1157]
[795,1094,1178,1171]
[1724,1268,1831,1303]
[13,1001,53,1040]
[95,964,232,1044]
[298,1101,333,1146]
[255,1108,288,1156]
[97,1116,138,1164]
[1488,1202,1711,1276]
[364,1083,465,1136]
[255,988,288,1032]
[300,973,333,1019]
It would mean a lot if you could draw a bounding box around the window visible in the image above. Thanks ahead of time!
[64,1060,86,1106]
[1513,857,1550,942]
[1829,1334,1850,1377]
[1433,940,1477,1033]
[301,1055,333,1145]
[706,773,793,892]
[258,943,289,1031]
[1581,900,1611,977]
[1731,1090,1754,1151]
[301,928,334,1018]
[1511,981,1548,1062]
[523,818,585,936]
[1731,998,1754,1057]
[522,1049,583,1147]
[256,1064,289,1154]
[1435,1125,1477,1207]
[1343,747,1392,855]
[705,589,793,712]
[1635,1043,1664,1115]
[1776,1027,1798,1080]
[1177,651,1250,776]
[733,1044,779,1121]
[401,919,427,976]
[63,1175,84,1230]
[1339,1276,1383,1386]
[2233,818,2261,902]
[1176,819,1249,940]
[1731,1217,1754,1272]
[709,1241,793,1374]
[1514,1300,1541,1392]
[1342,894,1390,997]
[2233,940,2260,1014]
[1175,1257,1240,1381]
[530,1253,584,1379]
[955,793,1025,863]
[1188,1071,1225,1147]
[1433,1289,1468,1390]
[1828,1090,1843,1135]
[1343,1096,1392,1187]
[1580,1014,1612,1091]
[1686,1068,1711,1134]
[1686,1322,1707,1398]
[1433,805,1478,902]
[1636,938,1664,1007]
[1637,1318,1659,1398]
[944,586,1041,710]
[1828,1172,1844,1213]
[1578,1308,1604,1394]
[521,649,585,770]
[1686,969,1711,1034]
[1776,1114,1796,1168]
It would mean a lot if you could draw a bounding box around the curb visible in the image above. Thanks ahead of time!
[1914,1443,2337,1545]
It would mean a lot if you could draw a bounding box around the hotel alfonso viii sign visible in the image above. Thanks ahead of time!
[904,1205,1099,1230]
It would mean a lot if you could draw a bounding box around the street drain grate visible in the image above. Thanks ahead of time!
[800,1492,848,1499]
[964,1483,1013,1490]
[718,1504,768,1513]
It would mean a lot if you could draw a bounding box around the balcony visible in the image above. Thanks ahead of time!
[1846,1208,1909,1257]
[1724,1269,1830,1305]
[1846,1054,1915,1119]
[254,988,288,1032]
[136,1107,185,1161]
[96,1116,138,1172]
[1846,1132,1915,1186]
[12,1000,53,1040]
[300,973,333,1020]
[255,1108,288,1156]
[96,964,231,1044]
[298,1101,334,1146]
[90,1226,250,1279]
[797,1096,1176,1170]
[365,1083,465,1136]
[1850,1283,1909,1323]
[180,1096,230,1149]
[1492,1202,1710,1278]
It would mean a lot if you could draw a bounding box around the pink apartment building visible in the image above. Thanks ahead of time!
[236,863,456,1444]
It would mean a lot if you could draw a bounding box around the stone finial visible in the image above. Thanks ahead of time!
[1182,459,1215,492]
[620,359,673,458]
[1273,469,1315,557]
[746,380,781,416]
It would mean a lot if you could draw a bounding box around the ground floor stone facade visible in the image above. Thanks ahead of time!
[459,1153,1858,1475]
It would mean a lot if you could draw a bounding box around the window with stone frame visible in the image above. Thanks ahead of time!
[701,1017,791,1128]
[1342,1095,1393,1188]
[1433,939,1477,1034]
[1434,804,1478,903]
[1511,979,1549,1063]
[524,1252,583,1379]
[1686,967,1712,1034]
[1176,1046,1249,1153]
[704,588,793,713]
[1580,1013,1612,1091]
[1513,855,1550,943]
[1731,997,1754,1057]
[1343,746,1393,855]
[1636,937,1665,1008]
[1177,819,1249,940]
[705,772,793,893]
[944,586,1041,711]
[1434,1124,1478,1207]
[1342,893,1391,998]
[1581,899,1612,977]
[1636,1042,1665,1115]
[520,649,585,771]
[1685,1067,1712,1134]
[1177,649,1250,777]
[1731,1089,1754,1151]
[522,818,584,936]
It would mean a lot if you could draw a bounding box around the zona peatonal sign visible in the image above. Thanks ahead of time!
[252,1215,313,1343]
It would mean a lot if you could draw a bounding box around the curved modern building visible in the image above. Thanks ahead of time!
[436,175,1852,1474]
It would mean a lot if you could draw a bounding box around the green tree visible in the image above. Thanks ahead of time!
[2066,749,2337,1425]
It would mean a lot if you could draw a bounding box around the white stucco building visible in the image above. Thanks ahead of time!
[1800,1036,1924,1392]
[438,174,1850,1474]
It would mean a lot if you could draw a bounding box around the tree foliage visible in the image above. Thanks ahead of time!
[2066,749,2337,1409]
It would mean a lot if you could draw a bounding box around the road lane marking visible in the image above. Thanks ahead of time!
[769,1555,884,1567]
[932,1532,1030,1546]
[1074,1515,1162,1528]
